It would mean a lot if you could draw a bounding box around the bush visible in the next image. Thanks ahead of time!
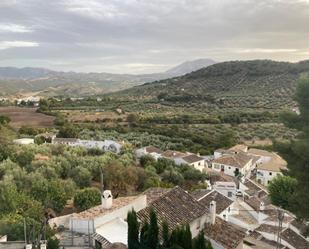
[74,188,101,211]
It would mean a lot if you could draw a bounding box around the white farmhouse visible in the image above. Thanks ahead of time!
[211,152,253,177]
[52,138,123,153]
[248,148,287,186]
[135,146,163,160]
[13,138,35,145]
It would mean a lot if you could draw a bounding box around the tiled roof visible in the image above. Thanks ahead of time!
[244,196,263,211]
[248,148,274,157]
[143,187,170,205]
[255,224,283,234]
[92,233,112,248]
[137,186,207,232]
[161,150,187,158]
[204,218,246,249]
[257,153,287,172]
[198,190,233,214]
[229,144,248,153]
[191,189,212,200]
[242,179,268,197]
[182,154,204,163]
[212,152,252,168]
[281,228,309,249]
[145,146,162,154]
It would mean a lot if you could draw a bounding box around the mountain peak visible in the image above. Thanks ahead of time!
[165,58,217,76]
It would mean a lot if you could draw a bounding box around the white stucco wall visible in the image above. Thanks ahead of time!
[256,169,281,186]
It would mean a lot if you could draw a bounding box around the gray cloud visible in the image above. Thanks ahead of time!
[0,0,308,73]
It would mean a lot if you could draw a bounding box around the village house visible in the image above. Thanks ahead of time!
[49,190,147,249]
[248,148,287,185]
[211,152,253,177]
[212,181,238,200]
[137,186,209,238]
[204,216,247,249]
[135,146,163,160]
[193,190,237,223]
[13,138,35,145]
[52,138,123,153]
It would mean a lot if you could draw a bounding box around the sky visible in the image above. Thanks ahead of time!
[0,0,309,74]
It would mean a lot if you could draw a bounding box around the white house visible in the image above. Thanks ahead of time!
[135,146,163,160]
[213,181,238,200]
[137,186,209,238]
[52,138,123,153]
[13,138,35,145]
[249,150,288,186]
[211,152,253,177]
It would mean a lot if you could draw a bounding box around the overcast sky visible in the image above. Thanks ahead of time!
[0,0,309,74]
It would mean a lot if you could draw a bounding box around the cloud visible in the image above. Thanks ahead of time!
[0,41,39,50]
[0,0,308,73]
[0,24,32,33]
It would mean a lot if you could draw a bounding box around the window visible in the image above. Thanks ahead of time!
[228,191,232,197]
[228,167,231,169]
[269,172,272,176]
[198,162,201,166]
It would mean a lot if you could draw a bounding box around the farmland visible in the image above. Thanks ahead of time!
[0,107,55,129]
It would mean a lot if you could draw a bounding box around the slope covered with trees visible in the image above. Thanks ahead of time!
[116,60,309,112]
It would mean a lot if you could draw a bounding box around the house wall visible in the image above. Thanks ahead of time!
[0,241,25,249]
[189,213,209,238]
[190,160,205,172]
[69,195,147,234]
[93,195,147,228]
[214,185,237,200]
[212,162,250,177]
[256,169,281,186]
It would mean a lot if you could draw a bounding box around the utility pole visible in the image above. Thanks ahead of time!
[276,208,284,249]
[24,218,27,247]
[100,169,104,193]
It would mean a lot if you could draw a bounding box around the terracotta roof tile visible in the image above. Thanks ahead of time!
[182,154,204,164]
[212,152,252,168]
[137,186,207,232]
[281,228,309,249]
[198,190,233,214]
[204,218,246,249]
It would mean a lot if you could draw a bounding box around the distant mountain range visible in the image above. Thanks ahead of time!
[0,59,216,97]
[114,60,309,110]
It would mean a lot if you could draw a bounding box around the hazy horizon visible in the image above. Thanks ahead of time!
[1,0,309,74]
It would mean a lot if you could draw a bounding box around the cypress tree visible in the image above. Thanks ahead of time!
[127,209,139,249]
[193,231,206,249]
[183,224,192,249]
[147,209,159,249]
[162,221,170,247]
[140,221,149,246]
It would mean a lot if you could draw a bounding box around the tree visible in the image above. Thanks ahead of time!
[193,231,207,249]
[58,125,78,138]
[277,77,309,219]
[268,175,297,210]
[74,188,101,211]
[147,209,159,249]
[0,115,10,125]
[70,166,92,188]
[162,221,170,248]
[47,237,60,249]
[127,209,140,249]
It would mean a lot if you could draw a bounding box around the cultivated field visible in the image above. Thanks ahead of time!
[0,107,55,129]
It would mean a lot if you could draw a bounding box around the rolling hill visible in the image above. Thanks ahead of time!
[115,60,309,111]
[0,58,216,97]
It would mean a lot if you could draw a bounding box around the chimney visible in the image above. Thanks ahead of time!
[260,201,265,211]
[102,190,113,209]
[209,200,216,225]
